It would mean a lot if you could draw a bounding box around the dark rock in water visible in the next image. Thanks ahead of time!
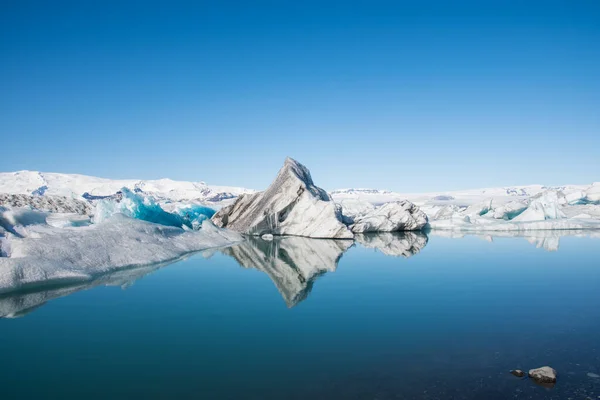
[528,366,557,385]
[510,369,526,378]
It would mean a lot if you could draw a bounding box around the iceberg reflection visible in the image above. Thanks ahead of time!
[354,231,428,257]
[221,236,353,307]
[428,229,600,251]
[0,257,187,318]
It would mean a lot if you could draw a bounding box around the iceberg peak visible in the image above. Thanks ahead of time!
[212,157,353,239]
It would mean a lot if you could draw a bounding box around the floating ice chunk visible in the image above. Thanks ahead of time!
[563,190,586,205]
[463,199,493,217]
[490,200,528,220]
[350,201,428,233]
[0,214,243,295]
[585,183,600,204]
[431,204,465,220]
[513,190,566,222]
[170,204,216,230]
[93,188,193,229]
[336,199,375,225]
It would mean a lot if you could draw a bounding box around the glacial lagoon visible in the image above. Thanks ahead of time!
[1,231,600,399]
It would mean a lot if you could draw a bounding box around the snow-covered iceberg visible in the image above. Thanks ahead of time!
[424,188,600,232]
[0,207,242,295]
[512,190,566,222]
[350,200,428,233]
[212,158,353,239]
[585,182,600,204]
[221,236,353,307]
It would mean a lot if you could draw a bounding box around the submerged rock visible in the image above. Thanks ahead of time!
[510,369,526,378]
[212,158,353,239]
[350,200,427,233]
[528,366,557,384]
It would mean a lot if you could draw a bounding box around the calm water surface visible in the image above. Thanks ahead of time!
[1,231,599,399]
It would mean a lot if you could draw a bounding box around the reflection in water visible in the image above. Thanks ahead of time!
[354,232,428,257]
[221,236,353,307]
[428,229,600,252]
[3,229,598,317]
[221,233,429,307]
[0,257,189,318]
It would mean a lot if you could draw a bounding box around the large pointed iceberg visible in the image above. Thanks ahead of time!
[212,157,353,239]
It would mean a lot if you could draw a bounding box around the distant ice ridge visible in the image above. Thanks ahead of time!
[0,170,253,205]
[0,207,242,295]
[333,183,600,232]
[426,190,600,232]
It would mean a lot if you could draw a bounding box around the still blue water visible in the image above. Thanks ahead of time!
[1,232,599,399]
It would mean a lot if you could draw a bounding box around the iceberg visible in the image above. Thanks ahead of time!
[585,183,600,204]
[168,204,216,230]
[336,198,375,225]
[93,188,214,230]
[489,200,528,220]
[512,190,566,222]
[212,158,353,239]
[0,209,242,295]
[350,200,428,233]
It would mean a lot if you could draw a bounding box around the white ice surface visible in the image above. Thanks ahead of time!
[0,209,242,294]
[0,170,253,203]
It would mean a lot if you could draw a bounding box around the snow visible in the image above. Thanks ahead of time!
[350,200,428,233]
[0,170,253,205]
[212,158,353,239]
[0,209,242,295]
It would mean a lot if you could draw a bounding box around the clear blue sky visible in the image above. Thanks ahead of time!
[1,1,599,192]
